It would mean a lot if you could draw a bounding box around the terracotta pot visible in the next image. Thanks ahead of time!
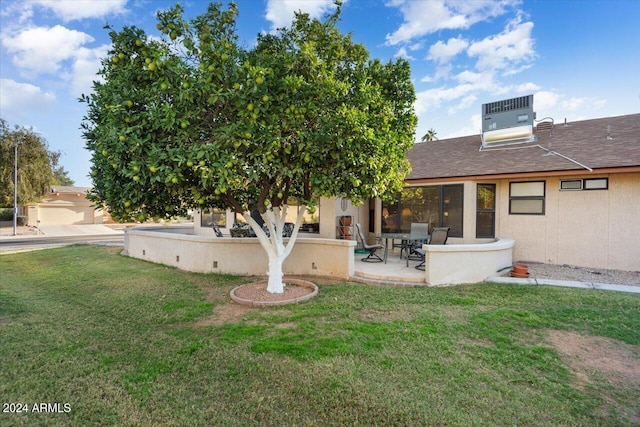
[510,271,530,278]
[512,264,529,274]
[339,216,352,226]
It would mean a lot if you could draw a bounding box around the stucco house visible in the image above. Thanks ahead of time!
[400,108,640,271]
[27,186,104,226]
[190,97,639,273]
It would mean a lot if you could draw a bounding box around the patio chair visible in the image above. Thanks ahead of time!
[282,222,294,237]
[212,223,223,237]
[230,223,251,237]
[259,222,295,237]
[355,223,384,263]
[412,226,450,270]
[406,222,430,260]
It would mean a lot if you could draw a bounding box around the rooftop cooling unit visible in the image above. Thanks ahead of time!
[482,94,536,147]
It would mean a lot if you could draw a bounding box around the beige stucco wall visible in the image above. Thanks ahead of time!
[496,173,640,271]
[125,227,356,279]
[423,238,514,285]
[126,226,514,285]
[27,193,103,226]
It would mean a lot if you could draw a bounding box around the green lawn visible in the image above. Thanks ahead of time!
[1,245,638,426]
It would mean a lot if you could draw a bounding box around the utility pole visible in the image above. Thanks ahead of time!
[13,140,22,236]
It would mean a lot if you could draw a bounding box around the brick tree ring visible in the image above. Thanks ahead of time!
[230,278,318,307]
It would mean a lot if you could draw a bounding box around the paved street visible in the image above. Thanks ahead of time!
[0,224,125,253]
[0,234,124,252]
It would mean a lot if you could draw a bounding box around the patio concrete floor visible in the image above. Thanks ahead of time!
[352,249,426,286]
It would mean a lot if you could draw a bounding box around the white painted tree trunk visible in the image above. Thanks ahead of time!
[244,204,306,294]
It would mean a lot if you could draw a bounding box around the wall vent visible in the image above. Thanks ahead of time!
[482,94,536,147]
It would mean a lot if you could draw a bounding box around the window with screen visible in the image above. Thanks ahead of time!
[509,181,545,215]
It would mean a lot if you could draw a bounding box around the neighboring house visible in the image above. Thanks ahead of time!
[401,104,639,271]
[27,186,104,226]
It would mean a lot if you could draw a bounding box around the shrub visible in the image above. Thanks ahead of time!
[0,209,14,221]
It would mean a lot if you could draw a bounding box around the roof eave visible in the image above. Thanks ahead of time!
[404,165,640,184]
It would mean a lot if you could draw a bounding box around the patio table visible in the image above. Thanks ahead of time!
[379,233,430,264]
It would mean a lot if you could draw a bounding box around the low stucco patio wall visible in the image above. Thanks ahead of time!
[124,227,356,279]
[423,238,514,285]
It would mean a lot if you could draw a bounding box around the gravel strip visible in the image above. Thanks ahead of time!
[525,263,640,287]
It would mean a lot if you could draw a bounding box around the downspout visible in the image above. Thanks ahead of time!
[539,146,593,172]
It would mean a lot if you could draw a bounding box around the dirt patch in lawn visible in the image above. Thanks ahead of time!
[547,330,640,423]
[195,302,252,326]
[547,330,640,387]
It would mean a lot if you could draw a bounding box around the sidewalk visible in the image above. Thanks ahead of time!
[0,224,124,238]
[353,252,640,294]
[486,275,640,294]
[0,224,40,237]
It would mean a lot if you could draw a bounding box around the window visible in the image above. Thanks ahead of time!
[560,180,582,190]
[584,178,608,190]
[509,181,545,215]
[476,184,496,238]
[201,209,226,228]
[381,184,463,237]
[560,178,608,191]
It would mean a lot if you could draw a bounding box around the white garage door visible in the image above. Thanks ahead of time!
[38,207,95,225]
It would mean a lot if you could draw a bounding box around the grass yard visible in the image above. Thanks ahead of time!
[1,245,639,426]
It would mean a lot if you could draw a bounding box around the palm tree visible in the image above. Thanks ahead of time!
[421,128,438,142]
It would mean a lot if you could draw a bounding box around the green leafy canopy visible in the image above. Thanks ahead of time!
[81,1,416,222]
[1,118,74,207]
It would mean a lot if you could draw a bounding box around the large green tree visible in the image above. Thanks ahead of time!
[81,2,416,293]
[0,118,74,207]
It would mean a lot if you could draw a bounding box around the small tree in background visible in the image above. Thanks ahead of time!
[0,118,74,207]
[81,2,416,293]
[421,128,437,142]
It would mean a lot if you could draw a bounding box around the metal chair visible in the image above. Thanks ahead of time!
[406,222,429,261]
[412,226,450,270]
[355,223,384,263]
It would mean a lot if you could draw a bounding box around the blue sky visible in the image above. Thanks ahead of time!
[1,0,639,187]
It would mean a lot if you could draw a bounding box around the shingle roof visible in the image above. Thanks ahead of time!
[50,186,91,194]
[406,113,640,181]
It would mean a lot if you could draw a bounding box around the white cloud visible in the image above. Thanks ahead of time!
[467,16,535,72]
[0,79,56,120]
[69,45,110,96]
[516,82,541,93]
[428,36,469,64]
[0,1,34,27]
[434,64,453,80]
[533,90,561,112]
[265,0,339,31]
[414,83,475,116]
[447,94,477,114]
[385,0,517,46]
[2,25,94,74]
[394,47,415,60]
[448,113,482,138]
[456,70,484,86]
[561,96,607,111]
[30,0,128,22]
[562,97,586,111]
